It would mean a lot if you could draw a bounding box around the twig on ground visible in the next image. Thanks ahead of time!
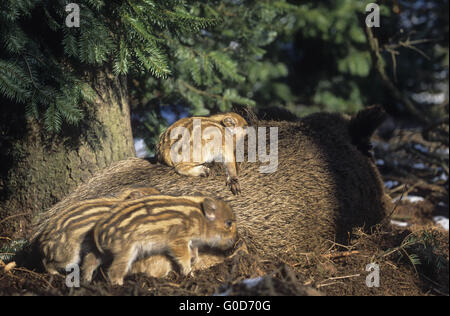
[11,266,55,289]
[322,251,360,259]
[322,274,361,281]
[383,184,407,224]
[317,274,361,288]
[295,250,360,267]
[0,213,29,226]
[316,282,344,288]
[388,183,406,194]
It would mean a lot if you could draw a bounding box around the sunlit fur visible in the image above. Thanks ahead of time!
[88,195,237,285]
[34,187,161,276]
[156,112,248,195]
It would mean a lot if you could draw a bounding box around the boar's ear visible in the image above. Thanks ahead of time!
[222,116,237,128]
[201,198,217,221]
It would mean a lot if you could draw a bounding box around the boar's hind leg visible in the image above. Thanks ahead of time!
[174,163,210,177]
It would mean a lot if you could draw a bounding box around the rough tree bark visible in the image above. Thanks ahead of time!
[0,70,135,239]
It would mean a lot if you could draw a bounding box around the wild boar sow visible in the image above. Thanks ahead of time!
[37,107,389,265]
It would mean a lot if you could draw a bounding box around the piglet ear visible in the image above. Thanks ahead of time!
[222,117,237,128]
[201,198,217,221]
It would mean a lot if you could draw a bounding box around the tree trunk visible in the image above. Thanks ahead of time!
[0,70,135,239]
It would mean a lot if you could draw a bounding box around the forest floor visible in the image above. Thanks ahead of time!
[0,120,448,296]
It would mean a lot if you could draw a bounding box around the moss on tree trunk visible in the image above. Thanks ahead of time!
[0,70,135,239]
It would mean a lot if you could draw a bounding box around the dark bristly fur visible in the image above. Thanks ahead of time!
[349,105,387,158]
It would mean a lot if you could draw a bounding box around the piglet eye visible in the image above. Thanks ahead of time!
[225,220,233,228]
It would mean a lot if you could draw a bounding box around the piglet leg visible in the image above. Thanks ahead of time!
[107,246,134,286]
[224,162,240,195]
[174,163,210,177]
[169,239,192,276]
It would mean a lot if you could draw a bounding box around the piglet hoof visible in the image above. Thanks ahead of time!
[180,265,192,277]
[226,177,241,195]
[82,274,93,283]
[110,278,124,286]
[187,271,196,278]
[199,166,210,177]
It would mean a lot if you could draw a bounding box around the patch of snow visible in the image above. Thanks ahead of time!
[405,196,425,203]
[391,220,409,228]
[134,138,149,158]
[376,159,385,166]
[241,277,263,288]
[393,195,425,203]
[411,91,445,104]
[214,277,264,296]
[432,173,449,183]
[373,141,390,151]
[433,216,449,231]
[413,144,429,153]
[435,148,449,156]
[384,181,399,189]
[412,163,426,170]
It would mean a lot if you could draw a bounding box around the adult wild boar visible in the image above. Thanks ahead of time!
[34,106,389,269]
